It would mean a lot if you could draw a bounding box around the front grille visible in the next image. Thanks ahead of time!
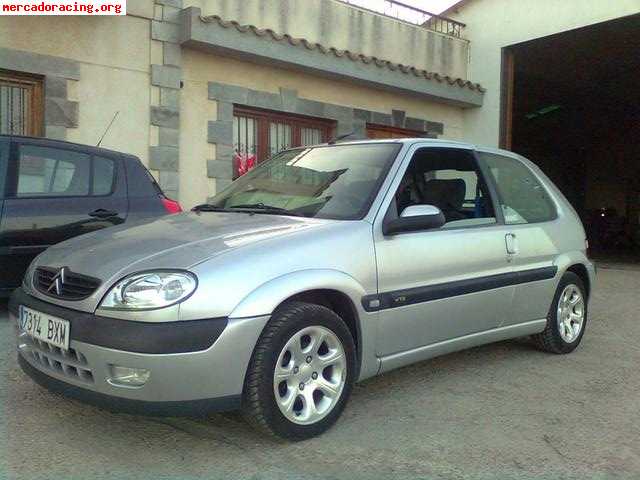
[34,267,101,300]
[20,333,94,384]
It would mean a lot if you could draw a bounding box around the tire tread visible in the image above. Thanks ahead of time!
[532,272,587,354]
[242,301,353,440]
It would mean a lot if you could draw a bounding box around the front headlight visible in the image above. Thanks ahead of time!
[100,271,197,310]
[22,259,38,293]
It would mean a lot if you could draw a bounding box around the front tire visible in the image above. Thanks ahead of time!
[242,301,356,440]
[532,271,588,354]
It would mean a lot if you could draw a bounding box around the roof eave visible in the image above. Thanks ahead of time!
[180,7,484,109]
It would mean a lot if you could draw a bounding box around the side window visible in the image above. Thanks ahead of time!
[0,139,8,198]
[394,148,496,228]
[92,156,115,195]
[479,152,556,224]
[15,145,90,197]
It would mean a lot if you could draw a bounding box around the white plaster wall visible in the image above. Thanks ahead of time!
[447,0,640,146]
[188,0,470,79]
[179,74,217,210]
[0,14,153,164]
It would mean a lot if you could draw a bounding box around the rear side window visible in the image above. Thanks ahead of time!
[13,145,116,198]
[16,145,90,197]
[478,152,556,224]
[92,155,115,195]
[0,138,8,198]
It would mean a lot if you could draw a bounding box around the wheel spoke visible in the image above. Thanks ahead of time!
[279,390,297,413]
[275,364,294,380]
[318,349,344,368]
[308,330,327,355]
[288,334,305,363]
[301,388,319,419]
[315,377,340,398]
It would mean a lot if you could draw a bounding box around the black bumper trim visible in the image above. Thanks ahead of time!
[9,288,228,354]
[19,353,241,417]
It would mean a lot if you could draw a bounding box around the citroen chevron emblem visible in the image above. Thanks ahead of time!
[47,267,68,296]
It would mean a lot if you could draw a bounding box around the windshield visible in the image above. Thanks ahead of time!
[208,143,401,220]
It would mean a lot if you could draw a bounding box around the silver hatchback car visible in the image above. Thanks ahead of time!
[11,139,595,440]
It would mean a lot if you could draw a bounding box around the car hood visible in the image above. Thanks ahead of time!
[35,212,331,282]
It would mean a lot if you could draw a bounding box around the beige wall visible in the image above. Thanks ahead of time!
[179,69,217,210]
[189,0,470,80]
[0,1,467,209]
[448,0,640,146]
[179,48,465,208]
[0,13,153,164]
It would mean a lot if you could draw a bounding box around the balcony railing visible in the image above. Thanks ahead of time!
[337,0,465,38]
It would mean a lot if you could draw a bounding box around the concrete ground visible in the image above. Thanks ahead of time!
[1,267,639,480]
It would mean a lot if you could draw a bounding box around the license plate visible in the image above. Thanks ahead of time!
[18,305,70,350]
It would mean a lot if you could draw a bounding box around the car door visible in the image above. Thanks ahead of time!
[476,150,560,326]
[372,144,516,363]
[0,138,128,291]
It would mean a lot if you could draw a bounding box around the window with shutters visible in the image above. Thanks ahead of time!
[232,106,334,177]
[0,70,44,137]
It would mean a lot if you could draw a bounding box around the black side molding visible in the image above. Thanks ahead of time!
[10,288,228,354]
[362,266,558,312]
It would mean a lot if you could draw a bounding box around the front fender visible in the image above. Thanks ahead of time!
[229,269,368,319]
[229,269,381,382]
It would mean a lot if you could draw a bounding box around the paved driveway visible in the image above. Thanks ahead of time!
[1,267,639,479]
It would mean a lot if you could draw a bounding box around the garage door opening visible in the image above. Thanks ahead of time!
[501,14,640,263]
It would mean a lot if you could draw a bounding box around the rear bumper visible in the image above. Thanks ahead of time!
[11,288,270,412]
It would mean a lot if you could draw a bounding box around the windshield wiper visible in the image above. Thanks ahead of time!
[191,204,233,212]
[229,203,300,216]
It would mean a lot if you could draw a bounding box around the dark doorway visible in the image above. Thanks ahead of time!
[502,14,640,261]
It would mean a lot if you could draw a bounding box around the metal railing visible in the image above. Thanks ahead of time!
[337,0,465,38]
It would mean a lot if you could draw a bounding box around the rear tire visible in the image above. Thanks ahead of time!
[532,271,588,354]
[242,301,356,440]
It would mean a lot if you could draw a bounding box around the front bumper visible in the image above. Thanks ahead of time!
[10,288,270,415]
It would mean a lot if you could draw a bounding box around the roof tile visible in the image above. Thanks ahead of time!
[200,15,485,93]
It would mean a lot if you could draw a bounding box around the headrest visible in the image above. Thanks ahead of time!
[423,179,466,209]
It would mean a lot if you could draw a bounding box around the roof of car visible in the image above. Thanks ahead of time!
[319,137,528,158]
[0,134,136,158]
[333,138,473,146]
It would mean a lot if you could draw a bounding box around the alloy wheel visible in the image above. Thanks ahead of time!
[273,325,347,425]
[556,284,585,343]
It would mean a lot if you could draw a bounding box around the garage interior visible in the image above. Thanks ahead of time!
[503,13,640,262]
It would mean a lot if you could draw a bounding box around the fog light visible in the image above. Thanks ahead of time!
[108,365,150,387]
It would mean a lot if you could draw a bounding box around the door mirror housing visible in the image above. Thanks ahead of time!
[383,204,446,235]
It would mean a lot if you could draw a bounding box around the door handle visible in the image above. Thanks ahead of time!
[88,209,118,219]
[505,233,518,255]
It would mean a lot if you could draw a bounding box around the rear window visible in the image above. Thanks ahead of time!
[143,167,163,195]
[92,156,115,195]
[478,152,556,224]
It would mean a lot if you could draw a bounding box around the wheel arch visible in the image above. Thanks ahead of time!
[553,251,595,301]
[284,288,362,372]
[566,263,591,299]
[230,268,366,337]
[230,269,368,380]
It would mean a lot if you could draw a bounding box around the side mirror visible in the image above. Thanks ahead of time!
[383,204,445,236]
